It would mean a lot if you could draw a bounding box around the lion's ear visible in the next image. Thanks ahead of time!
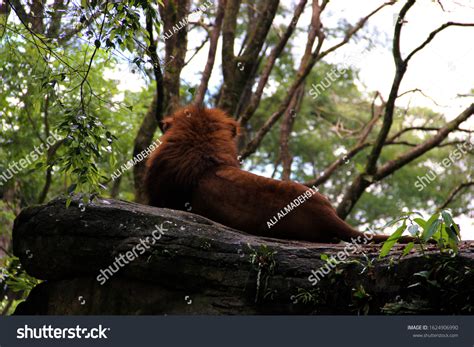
[161,118,173,133]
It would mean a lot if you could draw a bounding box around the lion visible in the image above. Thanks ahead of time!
[145,105,413,243]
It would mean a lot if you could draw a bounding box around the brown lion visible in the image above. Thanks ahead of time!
[145,105,412,243]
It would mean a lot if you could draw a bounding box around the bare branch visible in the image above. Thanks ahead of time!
[392,0,415,65]
[317,0,397,62]
[405,22,474,63]
[358,92,385,146]
[434,0,446,12]
[337,101,473,218]
[183,35,208,67]
[438,181,474,210]
[375,104,474,181]
[238,0,308,124]
[388,126,473,142]
[364,0,414,176]
[279,85,304,180]
[194,0,225,106]
[304,143,371,187]
[240,0,394,160]
[397,88,445,107]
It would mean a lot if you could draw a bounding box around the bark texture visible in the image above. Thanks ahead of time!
[12,198,474,315]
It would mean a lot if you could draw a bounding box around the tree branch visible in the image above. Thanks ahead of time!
[335,0,417,218]
[240,0,394,160]
[279,85,304,180]
[8,0,30,30]
[405,22,474,63]
[218,0,279,114]
[58,10,102,44]
[46,0,65,38]
[194,0,225,106]
[364,0,414,176]
[38,139,66,204]
[238,0,308,125]
[375,104,474,181]
[438,181,474,211]
[146,9,164,127]
[336,103,474,218]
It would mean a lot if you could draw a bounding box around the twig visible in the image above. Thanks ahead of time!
[438,181,474,210]
[79,2,107,114]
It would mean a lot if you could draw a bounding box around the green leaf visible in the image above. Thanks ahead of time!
[425,213,440,231]
[382,216,406,229]
[414,270,430,279]
[67,183,77,195]
[445,224,458,242]
[379,222,406,258]
[441,210,459,235]
[441,210,452,227]
[422,219,441,242]
[402,242,415,257]
[437,224,447,244]
[448,238,459,253]
[413,218,426,230]
[355,163,365,173]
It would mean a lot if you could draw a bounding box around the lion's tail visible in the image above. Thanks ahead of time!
[330,214,414,244]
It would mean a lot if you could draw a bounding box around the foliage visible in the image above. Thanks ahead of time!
[351,284,372,315]
[291,287,320,306]
[0,256,41,315]
[0,22,157,200]
[382,256,474,314]
[247,244,277,303]
[379,210,461,258]
[0,201,15,237]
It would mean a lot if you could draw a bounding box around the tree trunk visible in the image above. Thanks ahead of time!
[133,97,160,204]
[133,0,191,203]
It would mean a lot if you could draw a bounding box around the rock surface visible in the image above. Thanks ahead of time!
[12,197,474,315]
